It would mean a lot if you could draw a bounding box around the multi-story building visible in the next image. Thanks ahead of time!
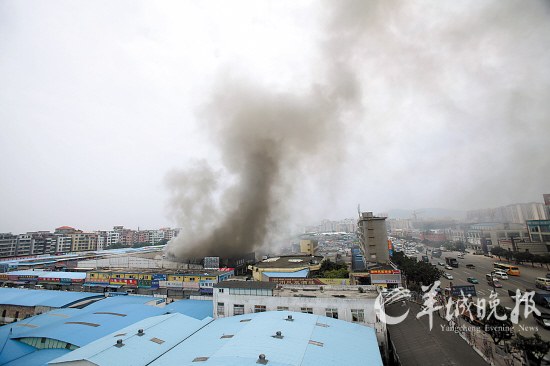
[28,232,56,255]
[212,281,388,354]
[137,231,150,244]
[160,228,180,241]
[16,234,32,256]
[70,233,97,252]
[0,233,17,258]
[150,230,165,244]
[106,231,120,247]
[55,235,73,254]
[466,202,548,224]
[357,212,389,264]
[527,220,550,244]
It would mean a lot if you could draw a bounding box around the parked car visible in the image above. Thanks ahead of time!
[467,277,479,284]
[534,313,550,329]
[546,272,550,279]
[438,262,445,266]
[443,273,453,280]
[466,264,476,269]
[445,265,453,270]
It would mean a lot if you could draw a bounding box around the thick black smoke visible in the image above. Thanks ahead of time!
[164,76,359,259]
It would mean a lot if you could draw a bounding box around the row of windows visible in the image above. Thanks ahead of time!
[19,337,78,350]
[216,303,364,322]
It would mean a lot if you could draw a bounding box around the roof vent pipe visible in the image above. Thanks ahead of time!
[115,339,124,348]
[257,354,268,364]
[272,331,283,339]
[286,315,293,321]
[137,329,144,336]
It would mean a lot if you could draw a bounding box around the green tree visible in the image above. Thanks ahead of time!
[511,333,550,366]
[490,246,507,260]
[316,259,348,278]
[482,305,514,345]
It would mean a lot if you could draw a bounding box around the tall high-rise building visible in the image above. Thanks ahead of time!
[357,212,389,264]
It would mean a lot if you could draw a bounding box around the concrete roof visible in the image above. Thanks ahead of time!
[213,280,277,290]
[0,288,103,308]
[253,255,324,269]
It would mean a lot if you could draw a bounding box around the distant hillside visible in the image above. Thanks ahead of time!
[386,208,466,220]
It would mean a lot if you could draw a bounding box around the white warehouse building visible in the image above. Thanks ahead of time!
[212,280,388,356]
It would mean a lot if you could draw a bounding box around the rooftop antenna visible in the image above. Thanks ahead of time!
[357,204,361,216]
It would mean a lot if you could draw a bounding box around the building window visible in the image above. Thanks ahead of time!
[277,306,289,311]
[217,302,224,316]
[15,311,19,320]
[234,304,245,316]
[325,308,338,319]
[254,305,266,313]
[301,307,313,314]
[351,309,364,322]
[2,310,6,317]
[219,289,224,293]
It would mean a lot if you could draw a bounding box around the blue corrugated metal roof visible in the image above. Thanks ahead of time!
[262,269,309,278]
[48,311,380,366]
[150,311,382,366]
[3,270,86,280]
[165,299,213,320]
[0,288,103,308]
[2,348,69,366]
[49,313,212,366]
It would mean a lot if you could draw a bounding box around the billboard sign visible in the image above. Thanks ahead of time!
[451,285,477,298]
[204,257,220,270]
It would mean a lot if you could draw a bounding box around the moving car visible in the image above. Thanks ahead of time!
[486,274,502,288]
[443,273,453,280]
[493,271,508,280]
[466,264,476,269]
[534,312,550,329]
[467,277,479,284]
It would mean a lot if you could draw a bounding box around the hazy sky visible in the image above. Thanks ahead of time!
[1,0,549,235]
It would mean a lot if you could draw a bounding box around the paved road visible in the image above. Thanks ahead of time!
[386,301,487,365]
[416,250,550,341]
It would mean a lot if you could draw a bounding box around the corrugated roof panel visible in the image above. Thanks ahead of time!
[149,312,379,366]
[0,288,102,308]
[49,313,212,366]
[262,269,310,278]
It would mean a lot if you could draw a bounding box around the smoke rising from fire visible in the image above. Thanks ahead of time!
[164,0,550,259]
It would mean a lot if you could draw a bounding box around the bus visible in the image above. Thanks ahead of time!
[493,263,520,276]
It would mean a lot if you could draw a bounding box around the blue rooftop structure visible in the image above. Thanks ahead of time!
[262,269,309,278]
[165,299,213,320]
[2,270,86,280]
[49,313,212,366]
[0,293,212,366]
[47,311,382,366]
[151,311,382,366]
[0,288,103,308]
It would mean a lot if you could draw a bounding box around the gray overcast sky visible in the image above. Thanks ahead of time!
[1,1,549,234]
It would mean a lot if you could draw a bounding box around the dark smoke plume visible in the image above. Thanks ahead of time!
[164,76,359,259]
[164,2,363,259]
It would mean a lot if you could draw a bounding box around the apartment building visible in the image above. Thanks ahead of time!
[357,212,389,264]
[0,233,17,258]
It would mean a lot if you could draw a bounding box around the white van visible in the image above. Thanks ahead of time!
[536,277,550,291]
[493,271,508,280]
